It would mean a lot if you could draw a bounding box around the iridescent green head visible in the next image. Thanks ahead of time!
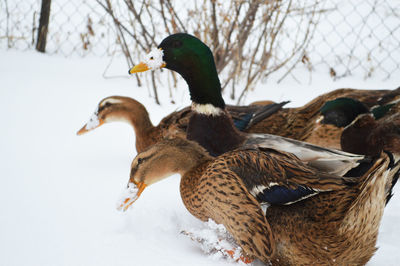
[129,33,225,108]
[320,97,369,127]
[158,33,224,108]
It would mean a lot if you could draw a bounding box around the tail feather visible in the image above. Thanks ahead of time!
[341,152,400,232]
[230,101,289,131]
[247,101,290,129]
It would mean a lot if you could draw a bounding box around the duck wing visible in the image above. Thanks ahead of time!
[158,106,192,133]
[227,101,289,131]
[244,133,368,176]
[200,165,276,261]
[219,149,354,206]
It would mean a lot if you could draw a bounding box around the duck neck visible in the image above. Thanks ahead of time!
[123,111,158,152]
[187,107,246,157]
[178,55,225,109]
[173,47,244,155]
[178,150,212,177]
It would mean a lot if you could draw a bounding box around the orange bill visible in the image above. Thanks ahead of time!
[76,119,104,135]
[117,181,147,212]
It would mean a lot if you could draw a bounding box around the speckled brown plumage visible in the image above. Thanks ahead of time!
[246,88,393,149]
[127,137,400,265]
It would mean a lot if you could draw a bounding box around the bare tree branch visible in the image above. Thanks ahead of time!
[97,0,321,104]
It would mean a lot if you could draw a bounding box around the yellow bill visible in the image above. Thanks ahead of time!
[128,48,166,74]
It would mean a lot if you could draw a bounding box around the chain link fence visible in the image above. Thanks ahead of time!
[1,0,118,57]
[1,0,399,80]
[308,0,400,80]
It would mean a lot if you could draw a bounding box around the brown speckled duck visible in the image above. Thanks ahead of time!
[77,96,288,153]
[119,136,400,265]
[77,96,182,152]
[320,97,400,157]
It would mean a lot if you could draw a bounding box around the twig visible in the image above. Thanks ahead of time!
[99,0,322,104]
[165,0,187,32]
[159,0,172,34]
[151,71,160,105]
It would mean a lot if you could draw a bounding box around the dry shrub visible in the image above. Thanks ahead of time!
[96,0,322,104]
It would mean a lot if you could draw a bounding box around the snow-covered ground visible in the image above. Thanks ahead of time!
[0,50,399,265]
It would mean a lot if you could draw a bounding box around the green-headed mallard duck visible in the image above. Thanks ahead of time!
[128,33,396,153]
[320,97,400,156]
[77,95,288,153]
[119,136,400,265]
[247,88,397,149]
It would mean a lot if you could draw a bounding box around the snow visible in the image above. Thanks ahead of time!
[0,49,399,266]
[143,48,165,70]
[116,183,140,212]
[181,219,245,263]
[85,107,100,130]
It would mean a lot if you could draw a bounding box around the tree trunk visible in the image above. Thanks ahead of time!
[36,0,52,53]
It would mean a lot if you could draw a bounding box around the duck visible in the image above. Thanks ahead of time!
[262,88,395,149]
[119,136,400,265]
[77,96,165,153]
[125,33,400,263]
[248,87,400,145]
[77,96,288,153]
[342,110,400,161]
[128,33,397,153]
[319,97,400,157]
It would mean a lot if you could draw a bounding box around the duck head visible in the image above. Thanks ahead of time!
[341,103,398,156]
[129,33,225,109]
[320,97,369,128]
[340,113,379,155]
[118,137,211,211]
[77,96,153,135]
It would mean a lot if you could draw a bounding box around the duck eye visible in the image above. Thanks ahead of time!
[137,158,144,165]
[150,56,154,60]
[104,102,111,107]
[172,40,182,48]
